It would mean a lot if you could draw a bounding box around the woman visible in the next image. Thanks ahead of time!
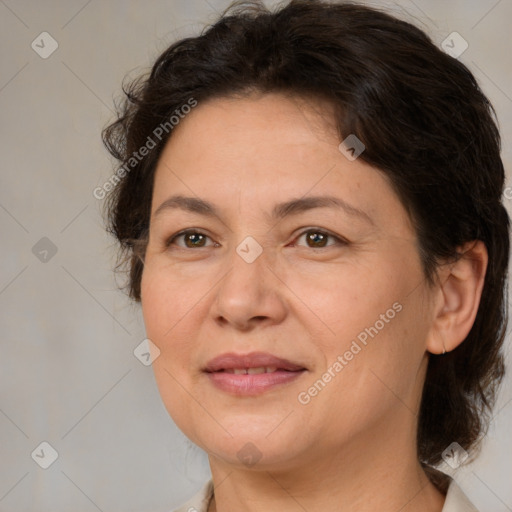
[101,1,510,510]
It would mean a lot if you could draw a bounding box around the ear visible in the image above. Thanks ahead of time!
[426,240,488,355]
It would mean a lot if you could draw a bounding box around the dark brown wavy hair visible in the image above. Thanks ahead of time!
[101,0,510,484]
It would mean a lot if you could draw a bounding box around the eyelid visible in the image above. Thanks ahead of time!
[292,227,348,248]
[165,227,348,249]
[165,228,218,248]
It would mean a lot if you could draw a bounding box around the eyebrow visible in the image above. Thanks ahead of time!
[153,194,374,225]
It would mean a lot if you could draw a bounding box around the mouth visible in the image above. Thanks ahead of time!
[220,367,283,374]
[203,352,307,395]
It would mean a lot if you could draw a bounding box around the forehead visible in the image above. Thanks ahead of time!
[162,92,339,156]
[150,93,413,237]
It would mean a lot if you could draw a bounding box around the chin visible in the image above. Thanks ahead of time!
[208,441,304,472]
[201,424,307,468]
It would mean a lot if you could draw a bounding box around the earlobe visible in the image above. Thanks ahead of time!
[426,240,488,355]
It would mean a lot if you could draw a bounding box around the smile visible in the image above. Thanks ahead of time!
[223,367,278,374]
[203,352,307,395]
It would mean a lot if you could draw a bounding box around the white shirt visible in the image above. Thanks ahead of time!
[171,477,479,512]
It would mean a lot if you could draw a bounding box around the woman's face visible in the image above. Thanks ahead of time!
[141,93,436,471]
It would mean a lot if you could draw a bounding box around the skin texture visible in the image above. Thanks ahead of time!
[140,93,487,512]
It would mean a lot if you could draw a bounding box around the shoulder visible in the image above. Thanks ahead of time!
[169,479,214,512]
[442,479,479,512]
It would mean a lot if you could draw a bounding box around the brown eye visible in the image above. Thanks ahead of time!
[166,230,215,249]
[294,229,346,249]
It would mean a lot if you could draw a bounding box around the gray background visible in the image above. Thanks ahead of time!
[1,0,511,511]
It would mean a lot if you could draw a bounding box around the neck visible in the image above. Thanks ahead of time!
[207,409,446,512]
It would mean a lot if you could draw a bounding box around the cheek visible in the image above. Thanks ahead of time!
[285,257,402,354]
[141,267,202,435]
[304,305,425,442]
[140,264,199,400]
[298,257,428,416]
[140,261,196,342]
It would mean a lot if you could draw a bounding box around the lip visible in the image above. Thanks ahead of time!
[204,352,306,372]
[203,351,307,396]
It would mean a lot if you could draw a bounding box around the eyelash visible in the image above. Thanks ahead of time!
[165,228,348,250]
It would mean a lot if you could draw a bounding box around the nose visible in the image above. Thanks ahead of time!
[211,241,288,332]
